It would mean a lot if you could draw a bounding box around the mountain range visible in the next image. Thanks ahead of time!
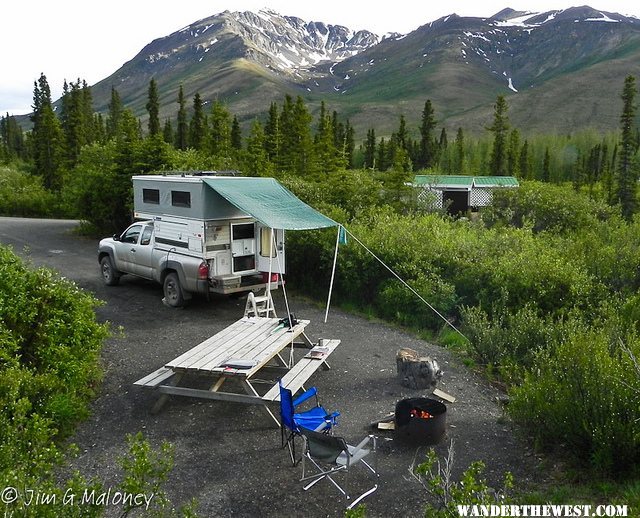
[88,6,640,137]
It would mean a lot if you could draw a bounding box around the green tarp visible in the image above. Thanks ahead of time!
[203,177,337,230]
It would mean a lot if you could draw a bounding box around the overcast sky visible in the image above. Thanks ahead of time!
[2,1,639,115]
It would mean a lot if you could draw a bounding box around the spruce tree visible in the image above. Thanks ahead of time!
[377,138,387,171]
[264,101,281,163]
[314,101,339,174]
[94,113,106,144]
[163,119,174,144]
[1,114,26,160]
[208,100,231,160]
[438,127,448,153]
[31,73,63,190]
[106,87,123,139]
[488,95,510,176]
[277,95,295,172]
[418,100,437,169]
[542,147,551,182]
[60,79,94,168]
[291,96,315,176]
[519,140,530,179]
[364,128,376,170]
[507,128,521,177]
[189,93,206,150]
[175,85,188,150]
[245,120,271,176]
[231,116,242,150]
[146,78,160,136]
[453,127,465,175]
[279,95,314,175]
[396,114,409,151]
[344,119,355,169]
[616,75,638,220]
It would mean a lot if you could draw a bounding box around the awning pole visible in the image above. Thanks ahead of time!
[273,231,292,324]
[266,227,273,301]
[324,225,341,323]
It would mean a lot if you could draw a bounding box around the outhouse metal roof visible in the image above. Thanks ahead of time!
[414,175,519,189]
[202,177,337,230]
[473,176,519,187]
[414,175,474,188]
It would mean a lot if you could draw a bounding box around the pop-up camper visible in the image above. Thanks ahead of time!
[98,173,336,306]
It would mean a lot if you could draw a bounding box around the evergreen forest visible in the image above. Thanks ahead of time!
[1,73,640,513]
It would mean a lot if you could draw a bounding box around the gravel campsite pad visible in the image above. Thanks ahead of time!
[1,217,543,517]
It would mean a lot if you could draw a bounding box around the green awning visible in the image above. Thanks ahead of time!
[202,177,337,230]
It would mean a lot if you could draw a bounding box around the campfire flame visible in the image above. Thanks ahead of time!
[409,409,434,420]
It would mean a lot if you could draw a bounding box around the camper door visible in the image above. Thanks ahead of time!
[256,225,285,274]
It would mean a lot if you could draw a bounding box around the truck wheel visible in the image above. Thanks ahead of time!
[100,256,120,286]
[163,272,185,307]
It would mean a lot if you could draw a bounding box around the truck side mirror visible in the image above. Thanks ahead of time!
[113,234,120,241]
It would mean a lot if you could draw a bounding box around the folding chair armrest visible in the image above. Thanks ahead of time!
[350,435,375,456]
[293,387,318,407]
[314,411,340,432]
[327,411,340,422]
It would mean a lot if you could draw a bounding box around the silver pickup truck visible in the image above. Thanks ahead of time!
[98,220,271,307]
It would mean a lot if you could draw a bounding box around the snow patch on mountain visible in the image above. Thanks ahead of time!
[585,12,620,22]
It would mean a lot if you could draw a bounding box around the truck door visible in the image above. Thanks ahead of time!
[130,224,155,279]
[114,223,144,273]
[256,225,285,274]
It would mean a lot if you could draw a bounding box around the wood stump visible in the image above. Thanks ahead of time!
[396,348,442,390]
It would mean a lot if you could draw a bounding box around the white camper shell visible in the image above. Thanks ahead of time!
[98,173,336,306]
[132,174,285,290]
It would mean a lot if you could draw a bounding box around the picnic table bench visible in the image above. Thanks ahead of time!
[134,316,340,425]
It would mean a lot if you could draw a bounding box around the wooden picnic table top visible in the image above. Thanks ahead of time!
[165,316,310,379]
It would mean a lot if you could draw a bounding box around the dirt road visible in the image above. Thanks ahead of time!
[0,217,539,517]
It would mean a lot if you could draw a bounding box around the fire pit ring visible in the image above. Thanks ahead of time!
[394,397,447,445]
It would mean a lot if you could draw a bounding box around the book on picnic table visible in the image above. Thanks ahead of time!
[306,346,330,359]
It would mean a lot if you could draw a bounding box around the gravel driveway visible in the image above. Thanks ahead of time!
[0,217,541,517]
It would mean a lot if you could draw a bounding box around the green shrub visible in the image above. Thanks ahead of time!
[0,165,61,217]
[0,245,108,490]
[484,181,615,233]
[376,273,458,330]
[411,446,514,517]
[460,304,557,370]
[508,324,640,475]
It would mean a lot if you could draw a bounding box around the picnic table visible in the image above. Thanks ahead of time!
[134,316,340,425]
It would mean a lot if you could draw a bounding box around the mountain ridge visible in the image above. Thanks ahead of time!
[81,6,640,136]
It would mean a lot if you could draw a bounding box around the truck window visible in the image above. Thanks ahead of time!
[121,225,142,244]
[143,188,160,204]
[140,226,153,246]
[171,190,191,208]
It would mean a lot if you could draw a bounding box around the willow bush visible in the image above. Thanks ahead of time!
[0,245,108,492]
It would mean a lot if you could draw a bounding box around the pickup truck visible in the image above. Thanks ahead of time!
[98,220,271,307]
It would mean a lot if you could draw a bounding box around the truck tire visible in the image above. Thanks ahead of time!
[100,256,120,286]
[163,272,185,307]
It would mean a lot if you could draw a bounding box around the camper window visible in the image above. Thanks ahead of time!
[143,188,160,204]
[171,190,191,208]
[232,223,254,240]
[259,228,276,258]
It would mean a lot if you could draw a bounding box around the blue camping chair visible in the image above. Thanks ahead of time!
[279,382,339,465]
